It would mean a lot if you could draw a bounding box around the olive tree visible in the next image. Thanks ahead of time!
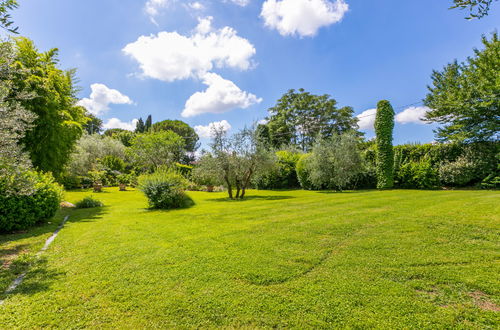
[196,125,274,199]
[306,132,363,191]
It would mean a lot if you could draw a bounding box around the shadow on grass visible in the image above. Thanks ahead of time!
[316,189,377,194]
[207,195,296,202]
[0,206,106,298]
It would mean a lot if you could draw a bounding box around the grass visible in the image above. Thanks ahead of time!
[0,188,499,328]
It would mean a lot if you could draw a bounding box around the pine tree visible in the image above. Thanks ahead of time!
[135,118,145,133]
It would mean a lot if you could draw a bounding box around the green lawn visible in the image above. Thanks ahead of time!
[0,189,499,328]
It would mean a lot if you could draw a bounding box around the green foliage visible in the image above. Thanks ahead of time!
[295,153,313,190]
[128,131,185,172]
[82,112,103,135]
[200,127,275,199]
[263,89,360,151]
[397,157,440,189]
[451,0,497,19]
[145,115,152,132]
[439,154,484,186]
[75,196,103,209]
[0,172,62,232]
[306,133,363,191]
[138,168,193,209]
[175,162,193,179]
[10,38,88,178]
[375,100,395,189]
[135,117,146,133]
[424,32,499,142]
[67,134,126,177]
[152,119,200,158]
[0,0,18,33]
[100,155,125,173]
[254,150,302,189]
[104,128,135,147]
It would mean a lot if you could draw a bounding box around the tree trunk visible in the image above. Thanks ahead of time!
[224,175,233,199]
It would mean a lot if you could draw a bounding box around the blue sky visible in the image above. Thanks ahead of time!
[9,0,500,145]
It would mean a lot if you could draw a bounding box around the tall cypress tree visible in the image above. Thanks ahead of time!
[145,115,152,132]
[135,118,145,133]
[375,100,395,189]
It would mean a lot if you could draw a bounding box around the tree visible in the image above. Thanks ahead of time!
[424,32,499,142]
[375,100,395,189]
[0,0,18,33]
[0,40,36,195]
[135,117,145,133]
[451,0,497,19]
[66,134,126,177]
[104,128,135,147]
[197,126,273,199]
[263,89,359,151]
[152,119,200,161]
[306,133,363,191]
[145,115,152,132]
[127,131,185,172]
[83,112,103,135]
[6,37,88,178]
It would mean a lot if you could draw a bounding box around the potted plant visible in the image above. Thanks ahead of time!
[88,170,105,192]
[117,174,129,191]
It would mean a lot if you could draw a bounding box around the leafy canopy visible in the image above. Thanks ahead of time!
[424,32,499,142]
[261,89,359,152]
[0,0,18,34]
[451,0,497,19]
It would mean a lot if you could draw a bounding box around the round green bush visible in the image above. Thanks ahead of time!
[139,169,193,209]
[0,172,63,232]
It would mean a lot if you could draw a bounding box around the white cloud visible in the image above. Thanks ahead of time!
[226,0,250,6]
[77,84,133,115]
[123,17,256,82]
[103,118,139,131]
[261,0,348,37]
[188,1,204,10]
[195,120,232,139]
[395,106,430,124]
[258,119,268,125]
[182,73,262,117]
[356,108,376,130]
[145,0,171,23]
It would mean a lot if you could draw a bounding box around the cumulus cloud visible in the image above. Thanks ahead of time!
[103,118,139,131]
[123,17,256,82]
[261,0,348,37]
[77,84,133,115]
[395,106,430,124]
[182,73,262,117]
[194,120,232,138]
[356,108,376,130]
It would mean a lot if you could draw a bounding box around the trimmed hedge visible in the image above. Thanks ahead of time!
[0,172,63,232]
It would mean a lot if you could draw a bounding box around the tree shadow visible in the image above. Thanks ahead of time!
[208,195,296,202]
[316,189,377,194]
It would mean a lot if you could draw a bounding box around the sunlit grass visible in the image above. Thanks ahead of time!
[0,188,498,328]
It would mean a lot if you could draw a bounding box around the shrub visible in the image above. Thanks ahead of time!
[138,169,193,209]
[75,196,103,209]
[0,172,63,232]
[396,157,439,189]
[439,155,480,186]
[254,150,301,189]
[296,153,313,190]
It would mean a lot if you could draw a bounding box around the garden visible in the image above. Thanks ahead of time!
[0,0,499,328]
